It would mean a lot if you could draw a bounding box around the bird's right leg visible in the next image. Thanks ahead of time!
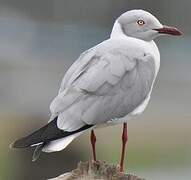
[90,129,97,161]
[119,123,128,172]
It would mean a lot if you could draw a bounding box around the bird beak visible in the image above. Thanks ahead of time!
[154,26,183,36]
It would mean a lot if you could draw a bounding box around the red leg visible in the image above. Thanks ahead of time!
[90,129,97,161]
[120,123,128,172]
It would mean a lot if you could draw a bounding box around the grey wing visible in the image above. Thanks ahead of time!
[50,46,155,132]
[77,53,156,125]
[112,54,156,119]
[58,47,95,93]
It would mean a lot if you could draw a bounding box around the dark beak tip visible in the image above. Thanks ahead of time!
[172,28,183,36]
[176,30,183,36]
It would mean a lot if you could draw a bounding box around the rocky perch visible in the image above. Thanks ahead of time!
[49,161,145,180]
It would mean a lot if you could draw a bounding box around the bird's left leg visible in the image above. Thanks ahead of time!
[90,129,97,161]
[119,123,128,172]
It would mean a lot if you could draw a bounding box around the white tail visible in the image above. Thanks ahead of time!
[42,131,83,153]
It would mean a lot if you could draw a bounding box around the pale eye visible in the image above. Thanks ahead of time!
[137,20,145,26]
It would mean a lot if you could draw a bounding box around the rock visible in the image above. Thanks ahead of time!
[49,161,145,180]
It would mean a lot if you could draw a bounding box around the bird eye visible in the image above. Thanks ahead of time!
[137,20,145,26]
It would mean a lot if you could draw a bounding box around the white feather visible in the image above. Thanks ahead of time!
[42,132,83,153]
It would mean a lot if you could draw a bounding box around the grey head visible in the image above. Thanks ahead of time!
[117,9,182,41]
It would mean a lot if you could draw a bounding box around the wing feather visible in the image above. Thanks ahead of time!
[50,39,155,131]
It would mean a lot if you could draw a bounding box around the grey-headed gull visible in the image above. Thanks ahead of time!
[11,9,182,171]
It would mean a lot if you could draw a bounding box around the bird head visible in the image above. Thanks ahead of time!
[116,9,182,41]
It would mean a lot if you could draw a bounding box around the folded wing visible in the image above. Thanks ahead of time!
[50,39,155,132]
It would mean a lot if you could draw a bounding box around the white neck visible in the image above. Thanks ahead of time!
[110,20,127,39]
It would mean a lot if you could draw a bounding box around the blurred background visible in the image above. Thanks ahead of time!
[0,0,190,179]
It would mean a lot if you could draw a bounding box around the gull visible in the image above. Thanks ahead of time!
[11,9,182,172]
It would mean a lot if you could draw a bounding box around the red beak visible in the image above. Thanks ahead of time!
[154,26,183,36]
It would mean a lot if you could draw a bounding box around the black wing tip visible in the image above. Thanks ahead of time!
[10,117,93,150]
[10,139,44,162]
[9,142,15,149]
[9,138,29,149]
[9,140,20,149]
